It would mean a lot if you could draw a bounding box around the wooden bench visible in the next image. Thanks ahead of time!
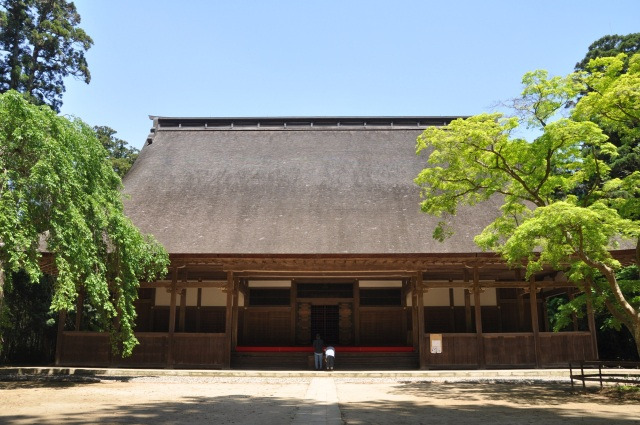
[569,360,640,390]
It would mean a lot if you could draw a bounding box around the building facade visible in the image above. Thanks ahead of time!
[56,117,610,369]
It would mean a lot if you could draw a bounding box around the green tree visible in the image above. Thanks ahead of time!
[0,0,92,112]
[414,54,640,356]
[94,126,139,178]
[575,33,640,72]
[0,91,168,356]
[575,34,640,179]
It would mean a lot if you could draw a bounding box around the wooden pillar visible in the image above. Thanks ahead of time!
[196,288,202,332]
[464,289,472,332]
[464,269,472,332]
[231,276,239,352]
[411,285,419,350]
[416,273,426,369]
[529,277,541,368]
[584,278,599,360]
[401,279,409,345]
[290,279,297,345]
[54,310,67,366]
[448,287,455,332]
[178,289,187,332]
[473,267,485,368]
[74,291,84,331]
[223,271,234,369]
[167,267,178,368]
[354,280,360,346]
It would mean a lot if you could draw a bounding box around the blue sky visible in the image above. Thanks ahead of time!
[60,1,640,149]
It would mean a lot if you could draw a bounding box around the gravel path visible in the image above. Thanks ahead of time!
[2,374,639,424]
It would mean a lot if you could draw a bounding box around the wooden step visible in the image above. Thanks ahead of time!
[231,351,418,370]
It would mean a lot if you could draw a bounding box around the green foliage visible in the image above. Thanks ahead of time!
[0,0,93,111]
[415,53,640,356]
[575,34,640,180]
[0,91,169,356]
[94,126,139,178]
[575,33,640,72]
[0,270,56,363]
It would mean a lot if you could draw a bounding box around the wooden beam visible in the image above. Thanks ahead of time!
[234,270,416,278]
[140,280,226,289]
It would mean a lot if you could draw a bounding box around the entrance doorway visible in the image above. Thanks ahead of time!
[311,305,339,344]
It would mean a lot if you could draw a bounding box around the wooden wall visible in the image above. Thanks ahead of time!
[239,307,292,345]
[421,332,596,368]
[58,331,227,368]
[359,307,406,345]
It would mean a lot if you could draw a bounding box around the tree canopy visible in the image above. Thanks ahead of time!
[415,53,640,356]
[0,91,168,355]
[575,33,640,72]
[94,126,139,178]
[0,0,92,111]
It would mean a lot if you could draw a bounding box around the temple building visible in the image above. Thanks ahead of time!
[56,116,617,369]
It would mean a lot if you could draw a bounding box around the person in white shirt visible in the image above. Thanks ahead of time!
[325,346,335,370]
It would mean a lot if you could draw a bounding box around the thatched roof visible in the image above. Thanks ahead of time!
[122,117,502,254]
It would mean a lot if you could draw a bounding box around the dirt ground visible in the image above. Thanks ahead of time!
[1,376,639,425]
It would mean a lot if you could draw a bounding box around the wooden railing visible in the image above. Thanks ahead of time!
[570,360,640,390]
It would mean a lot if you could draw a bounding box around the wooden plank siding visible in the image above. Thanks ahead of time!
[420,332,595,368]
[57,332,227,369]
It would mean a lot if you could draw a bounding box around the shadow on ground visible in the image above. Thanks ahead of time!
[389,381,640,405]
[2,379,639,424]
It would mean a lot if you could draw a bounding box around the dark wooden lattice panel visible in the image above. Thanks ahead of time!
[242,308,291,345]
[359,308,405,345]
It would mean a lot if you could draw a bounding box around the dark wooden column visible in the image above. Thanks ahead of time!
[401,279,409,345]
[54,310,67,366]
[473,266,485,368]
[529,276,541,368]
[290,279,297,345]
[178,289,187,332]
[74,291,84,331]
[411,286,419,350]
[448,288,455,332]
[196,288,202,332]
[464,269,472,332]
[416,273,426,369]
[231,276,239,352]
[354,280,360,346]
[167,267,178,368]
[223,271,234,369]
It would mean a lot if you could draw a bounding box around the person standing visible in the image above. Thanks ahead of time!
[313,334,324,370]
[325,345,335,371]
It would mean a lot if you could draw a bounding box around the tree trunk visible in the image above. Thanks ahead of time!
[0,263,4,347]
